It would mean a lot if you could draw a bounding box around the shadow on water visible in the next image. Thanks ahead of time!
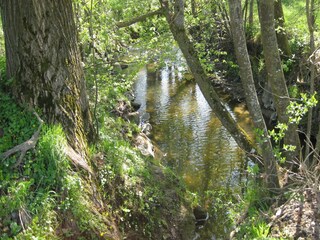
[133,59,253,239]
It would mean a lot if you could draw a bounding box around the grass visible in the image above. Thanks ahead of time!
[0,58,190,239]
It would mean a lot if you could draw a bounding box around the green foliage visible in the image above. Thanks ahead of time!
[269,123,288,144]
[95,116,181,237]
[0,55,6,80]
[287,92,318,124]
[247,163,260,175]
[0,91,38,153]
[281,57,294,73]
[34,126,69,188]
[0,21,5,56]
[231,172,274,239]
[268,123,294,163]
[0,100,108,239]
[282,0,309,38]
[0,124,66,239]
[2,0,316,238]
[248,219,270,239]
[288,85,299,98]
[268,93,317,163]
[68,3,190,236]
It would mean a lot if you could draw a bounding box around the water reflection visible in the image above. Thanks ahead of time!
[133,61,253,239]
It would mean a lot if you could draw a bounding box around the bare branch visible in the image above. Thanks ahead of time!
[1,112,43,167]
[116,8,164,28]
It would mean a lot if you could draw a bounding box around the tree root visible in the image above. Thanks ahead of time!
[1,112,43,168]
[64,145,92,174]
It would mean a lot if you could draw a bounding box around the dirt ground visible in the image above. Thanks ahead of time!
[269,188,320,239]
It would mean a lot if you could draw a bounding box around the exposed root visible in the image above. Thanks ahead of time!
[64,145,93,174]
[1,112,43,168]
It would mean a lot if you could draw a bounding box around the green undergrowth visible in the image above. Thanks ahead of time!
[0,73,191,239]
[92,107,192,238]
[232,181,272,239]
[230,165,287,240]
[0,104,111,239]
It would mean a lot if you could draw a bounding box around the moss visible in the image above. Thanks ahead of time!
[0,85,193,239]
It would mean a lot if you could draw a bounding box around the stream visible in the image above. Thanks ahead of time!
[133,57,254,239]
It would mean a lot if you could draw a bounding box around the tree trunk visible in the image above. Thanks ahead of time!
[228,0,280,191]
[306,0,316,158]
[249,0,254,29]
[243,0,249,26]
[0,0,94,157]
[159,0,254,154]
[258,0,300,161]
[116,8,164,28]
[191,0,197,17]
[274,0,291,56]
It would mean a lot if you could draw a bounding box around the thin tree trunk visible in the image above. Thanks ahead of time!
[274,0,291,56]
[243,0,249,26]
[229,0,280,191]
[216,1,231,37]
[116,8,164,28]
[159,0,254,154]
[191,0,197,17]
[306,0,316,158]
[249,0,254,29]
[258,0,300,161]
[0,0,94,157]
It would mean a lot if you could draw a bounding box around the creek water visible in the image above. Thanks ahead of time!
[133,59,253,239]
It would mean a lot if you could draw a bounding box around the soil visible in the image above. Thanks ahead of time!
[269,189,320,239]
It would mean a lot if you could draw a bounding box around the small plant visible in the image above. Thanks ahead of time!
[268,92,317,163]
[251,220,270,238]
[287,92,317,124]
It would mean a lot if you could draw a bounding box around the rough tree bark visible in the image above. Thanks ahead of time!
[228,0,280,191]
[258,0,300,161]
[159,0,254,154]
[0,0,94,161]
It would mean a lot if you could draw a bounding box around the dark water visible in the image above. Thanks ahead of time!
[133,59,253,239]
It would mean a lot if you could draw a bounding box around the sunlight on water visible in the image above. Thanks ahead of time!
[133,60,253,239]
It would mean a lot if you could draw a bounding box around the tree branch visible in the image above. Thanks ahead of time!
[1,112,44,168]
[116,8,164,28]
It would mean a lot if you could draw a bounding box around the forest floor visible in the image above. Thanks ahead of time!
[268,188,320,239]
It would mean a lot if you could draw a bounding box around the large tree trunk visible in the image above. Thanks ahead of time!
[228,0,280,191]
[159,0,254,154]
[0,0,94,158]
[258,0,300,161]
[274,0,291,56]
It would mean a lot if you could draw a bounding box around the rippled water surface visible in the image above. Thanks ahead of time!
[133,60,253,239]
